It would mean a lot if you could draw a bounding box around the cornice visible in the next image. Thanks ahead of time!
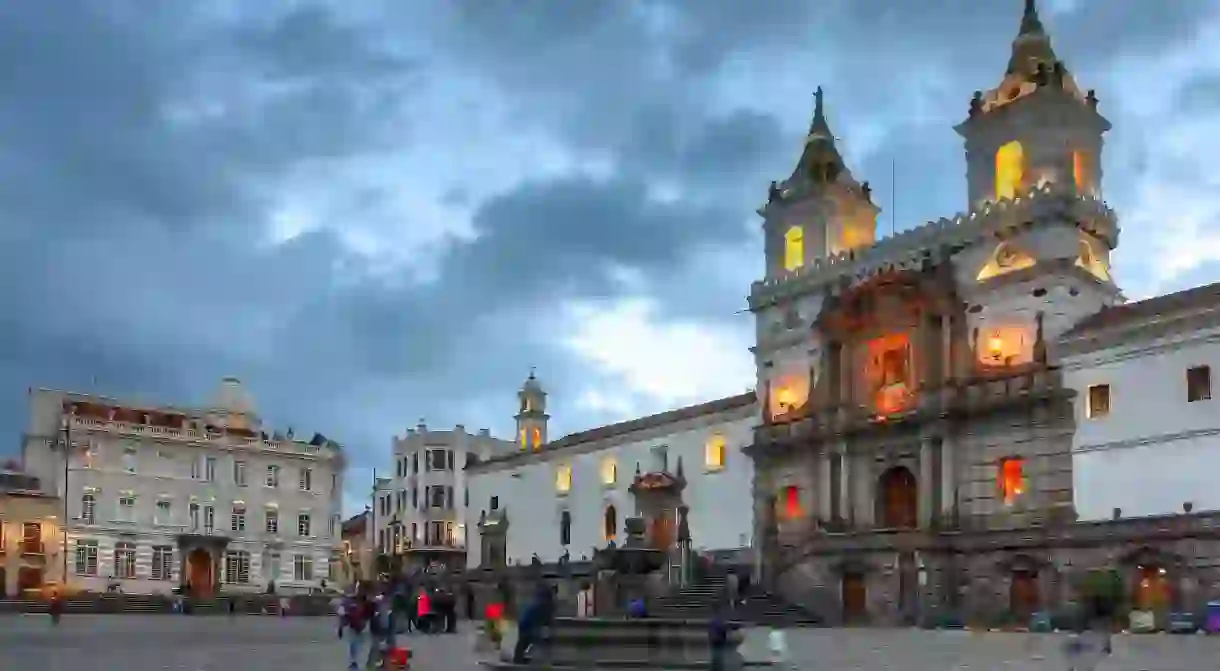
[1072,426,1220,455]
[1058,312,1220,363]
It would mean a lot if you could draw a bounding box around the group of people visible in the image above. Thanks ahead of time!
[337,579,460,670]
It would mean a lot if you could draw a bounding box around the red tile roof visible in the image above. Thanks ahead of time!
[1061,280,1220,339]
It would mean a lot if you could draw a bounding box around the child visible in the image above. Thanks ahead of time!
[767,626,791,668]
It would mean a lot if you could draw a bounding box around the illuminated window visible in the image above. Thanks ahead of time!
[998,457,1025,505]
[781,485,802,520]
[1072,150,1086,191]
[600,457,617,486]
[1086,384,1111,419]
[603,505,617,542]
[532,427,543,450]
[705,434,726,471]
[783,226,804,271]
[995,140,1025,200]
[1075,238,1111,281]
[519,427,527,449]
[555,464,572,494]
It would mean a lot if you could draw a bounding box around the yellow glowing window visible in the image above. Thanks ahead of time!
[555,464,572,494]
[532,427,542,450]
[705,434,726,470]
[995,140,1025,200]
[783,226,804,271]
[998,457,1025,505]
[1072,150,1086,191]
[518,427,528,449]
[600,457,617,486]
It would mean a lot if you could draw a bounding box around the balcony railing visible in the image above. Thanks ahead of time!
[756,367,1065,446]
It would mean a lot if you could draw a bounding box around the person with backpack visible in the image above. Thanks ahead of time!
[339,591,373,671]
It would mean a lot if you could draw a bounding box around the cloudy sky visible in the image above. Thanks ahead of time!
[1,1,1217,512]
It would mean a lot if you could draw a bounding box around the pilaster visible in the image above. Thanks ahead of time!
[918,438,936,526]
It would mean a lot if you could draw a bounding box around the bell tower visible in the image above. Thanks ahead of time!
[760,87,879,280]
[514,369,548,451]
[956,0,1110,210]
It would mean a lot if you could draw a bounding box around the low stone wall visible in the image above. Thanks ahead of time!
[0,593,338,616]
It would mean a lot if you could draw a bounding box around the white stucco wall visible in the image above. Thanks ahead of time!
[1065,324,1220,521]
[465,401,759,567]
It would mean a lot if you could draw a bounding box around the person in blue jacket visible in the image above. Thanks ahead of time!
[513,583,555,663]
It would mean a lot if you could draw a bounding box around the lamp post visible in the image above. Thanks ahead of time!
[59,411,72,589]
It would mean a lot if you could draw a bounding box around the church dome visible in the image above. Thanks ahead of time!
[213,376,256,415]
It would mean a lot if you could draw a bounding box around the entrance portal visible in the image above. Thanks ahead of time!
[877,466,917,529]
[841,572,867,624]
[1009,570,1040,619]
[186,548,213,597]
[1133,565,1171,611]
[649,511,674,550]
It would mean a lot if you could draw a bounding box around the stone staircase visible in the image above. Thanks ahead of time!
[649,575,821,627]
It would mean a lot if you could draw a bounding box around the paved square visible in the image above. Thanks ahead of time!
[2,615,1217,670]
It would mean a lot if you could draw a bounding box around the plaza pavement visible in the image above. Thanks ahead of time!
[0,614,1216,670]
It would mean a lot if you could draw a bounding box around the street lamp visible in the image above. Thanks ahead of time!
[58,410,72,590]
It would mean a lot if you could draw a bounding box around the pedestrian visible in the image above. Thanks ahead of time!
[767,626,791,669]
[512,583,555,664]
[339,591,373,671]
[708,608,730,671]
[726,572,740,610]
[367,592,390,669]
[48,588,63,625]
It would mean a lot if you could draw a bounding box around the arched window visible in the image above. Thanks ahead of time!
[783,226,804,271]
[81,493,95,525]
[531,427,542,450]
[603,505,617,543]
[1072,150,1087,191]
[995,140,1025,200]
[560,510,572,546]
[518,427,528,449]
[781,485,802,520]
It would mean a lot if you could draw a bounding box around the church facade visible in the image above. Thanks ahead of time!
[465,0,1220,625]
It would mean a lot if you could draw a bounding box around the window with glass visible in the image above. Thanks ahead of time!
[21,522,41,554]
[151,546,173,581]
[75,540,98,576]
[233,460,247,487]
[600,457,617,486]
[1188,365,1212,403]
[705,434,727,471]
[427,449,447,471]
[265,509,279,534]
[122,446,137,474]
[118,495,136,522]
[224,550,251,584]
[293,554,313,581]
[998,457,1026,505]
[231,505,246,532]
[1086,384,1111,419]
[204,456,216,482]
[266,465,280,488]
[190,457,200,480]
[189,502,199,530]
[204,505,215,532]
[299,468,312,491]
[298,513,311,537]
[555,464,572,494]
[81,493,96,525]
[114,542,137,579]
[155,500,172,525]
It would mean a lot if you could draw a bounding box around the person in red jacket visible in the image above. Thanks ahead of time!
[416,589,433,633]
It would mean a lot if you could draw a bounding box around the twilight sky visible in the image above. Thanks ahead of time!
[2,1,1218,513]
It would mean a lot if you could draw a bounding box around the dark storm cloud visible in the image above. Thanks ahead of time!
[0,0,1214,511]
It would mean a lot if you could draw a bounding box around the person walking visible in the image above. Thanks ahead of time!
[512,583,555,664]
[339,591,373,671]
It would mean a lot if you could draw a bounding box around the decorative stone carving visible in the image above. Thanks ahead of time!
[969,91,983,117]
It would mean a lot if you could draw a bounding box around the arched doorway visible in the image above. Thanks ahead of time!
[1009,569,1040,620]
[649,510,674,549]
[1133,565,1171,611]
[877,466,918,529]
[186,548,213,597]
[841,572,867,624]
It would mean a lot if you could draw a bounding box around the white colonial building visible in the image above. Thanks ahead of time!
[371,421,513,571]
[1062,284,1220,522]
[21,377,346,595]
[459,2,1220,606]
[465,373,757,567]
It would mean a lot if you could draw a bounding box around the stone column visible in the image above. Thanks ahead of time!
[840,446,853,526]
[940,434,957,516]
[818,452,832,521]
[919,438,935,527]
